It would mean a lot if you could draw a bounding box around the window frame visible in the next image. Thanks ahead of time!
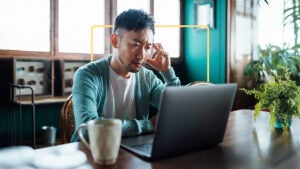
[0,0,183,63]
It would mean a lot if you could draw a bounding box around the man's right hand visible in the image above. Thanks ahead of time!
[145,43,171,72]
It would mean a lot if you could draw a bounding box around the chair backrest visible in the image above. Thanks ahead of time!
[186,81,213,86]
[60,94,75,143]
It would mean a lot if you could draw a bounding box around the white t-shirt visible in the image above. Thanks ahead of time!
[103,66,136,120]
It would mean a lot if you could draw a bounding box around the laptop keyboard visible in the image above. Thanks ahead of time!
[131,142,153,155]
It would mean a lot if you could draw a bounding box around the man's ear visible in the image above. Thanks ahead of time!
[110,34,119,48]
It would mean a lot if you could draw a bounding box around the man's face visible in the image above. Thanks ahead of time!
[114,28,154,73]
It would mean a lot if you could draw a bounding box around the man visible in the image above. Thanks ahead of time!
[71,9,180,142]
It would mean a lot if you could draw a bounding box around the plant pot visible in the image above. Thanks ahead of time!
[274,118,292,129]
[296,72,300,86]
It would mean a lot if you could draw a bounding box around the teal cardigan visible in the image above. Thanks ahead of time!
[71,55,180,142]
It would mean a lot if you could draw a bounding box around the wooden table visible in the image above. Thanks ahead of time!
[36,109,300,169]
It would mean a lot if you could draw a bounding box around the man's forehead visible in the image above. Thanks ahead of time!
[125,30,154,43]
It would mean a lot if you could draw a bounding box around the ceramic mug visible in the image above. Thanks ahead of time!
[77,119,122,165]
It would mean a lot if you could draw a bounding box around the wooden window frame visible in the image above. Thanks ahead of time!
[0,0,183,62]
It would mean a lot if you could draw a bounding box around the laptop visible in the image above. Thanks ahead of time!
[121,83,237,160]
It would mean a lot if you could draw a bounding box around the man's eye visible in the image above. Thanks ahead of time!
[146,45,152,50]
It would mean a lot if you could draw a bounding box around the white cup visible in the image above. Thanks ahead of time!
[77,119,122,165]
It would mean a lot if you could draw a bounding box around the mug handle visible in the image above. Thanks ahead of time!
[77,124,90,149]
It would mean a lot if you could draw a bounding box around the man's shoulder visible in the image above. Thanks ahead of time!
[87,56,110,67]
[79,56,109,71]
[75,56,110,79]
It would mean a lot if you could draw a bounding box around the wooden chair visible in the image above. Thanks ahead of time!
[60,94,75,143]
[186,81,213,86]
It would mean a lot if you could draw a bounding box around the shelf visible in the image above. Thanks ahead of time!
[55,59,88,96]
[11,57,54,103]
[14,96,67,105]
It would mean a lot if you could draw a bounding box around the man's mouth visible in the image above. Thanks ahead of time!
[132,60,143,67]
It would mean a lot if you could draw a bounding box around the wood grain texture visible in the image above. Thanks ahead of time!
[36,109,300,169]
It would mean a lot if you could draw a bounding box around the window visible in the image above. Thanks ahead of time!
[0,0,181,60]
[154,0,180,58]
[117,0,150,13]
[257,1,298,48]
[257,1,284,47]
[116,0,181,58]
[0,0,50,52]
[59,0,105,54]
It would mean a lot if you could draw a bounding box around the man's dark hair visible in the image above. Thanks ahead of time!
[114,9,155,35]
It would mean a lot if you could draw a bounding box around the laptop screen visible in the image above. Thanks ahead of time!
[121,83,237,160]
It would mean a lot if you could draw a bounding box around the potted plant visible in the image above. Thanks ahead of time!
[241,67,300,130]
[243,44,300,87]
[244,0,300,87]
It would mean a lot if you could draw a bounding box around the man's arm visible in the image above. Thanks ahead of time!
[121,119,153,136]
[71,65,107,142]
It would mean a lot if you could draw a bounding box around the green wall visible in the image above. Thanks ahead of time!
[0,103,62,147]
[184,0,226,83]
[0,59,63,147]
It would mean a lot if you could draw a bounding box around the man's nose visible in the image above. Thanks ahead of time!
[137,47,147,59]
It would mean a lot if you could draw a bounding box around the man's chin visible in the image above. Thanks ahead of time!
[129,67,142,73]
[130,69,140,73]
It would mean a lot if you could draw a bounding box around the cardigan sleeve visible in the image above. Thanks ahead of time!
[160,67,181,86]
[121,119,153,136]
[71,64,107,142]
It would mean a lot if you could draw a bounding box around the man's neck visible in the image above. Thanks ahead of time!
[109,57,131,78]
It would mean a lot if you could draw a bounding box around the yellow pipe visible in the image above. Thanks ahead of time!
[90,25,113,62]
[90,24,210,82]
[206,27,210,82]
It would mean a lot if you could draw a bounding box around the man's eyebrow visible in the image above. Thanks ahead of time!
[132,38,153,45]
[132,38,143,43]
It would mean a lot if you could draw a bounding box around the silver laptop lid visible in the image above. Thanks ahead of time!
[151,83,237,160]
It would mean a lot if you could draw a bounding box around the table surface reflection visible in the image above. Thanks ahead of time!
[36,109,300,169]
